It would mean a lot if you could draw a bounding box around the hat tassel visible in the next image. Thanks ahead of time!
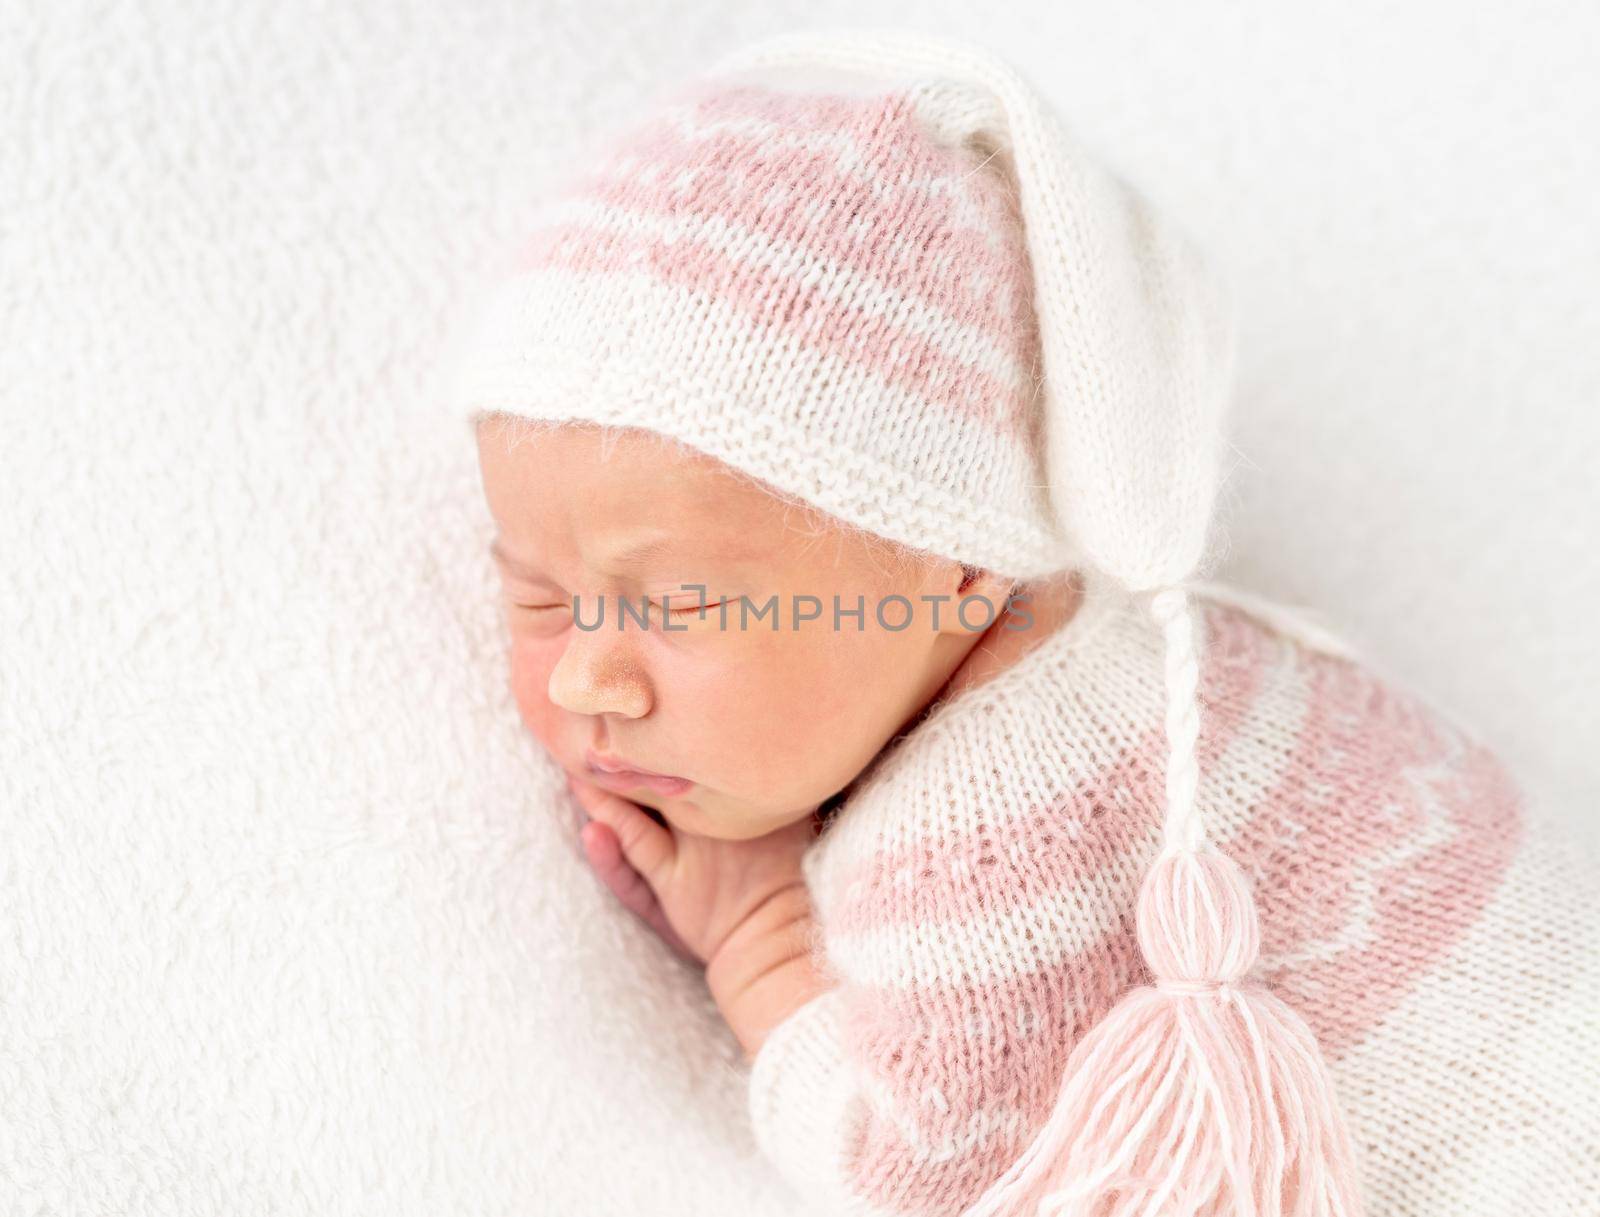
[962,586,1368,1217]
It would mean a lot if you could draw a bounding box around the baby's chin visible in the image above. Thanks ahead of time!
[633,788,814,842]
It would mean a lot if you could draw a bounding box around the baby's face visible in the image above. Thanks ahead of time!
[475,419,1006,841]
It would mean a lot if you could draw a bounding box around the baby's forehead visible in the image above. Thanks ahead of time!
[479,415,854,559]
[480,415,928,582]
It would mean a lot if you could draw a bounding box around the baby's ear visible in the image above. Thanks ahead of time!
[957,563,1013,600]
[946,564,1018,635]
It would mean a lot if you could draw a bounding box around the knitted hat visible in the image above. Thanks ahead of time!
[446,27,1366,1216]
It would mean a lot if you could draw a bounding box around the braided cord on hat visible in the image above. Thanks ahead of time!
[1147,586,1206,854]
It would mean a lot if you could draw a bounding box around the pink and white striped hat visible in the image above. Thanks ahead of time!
[445,28,1232,590]
[446,26,1367,1217]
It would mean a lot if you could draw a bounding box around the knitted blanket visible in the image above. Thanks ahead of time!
[749,569,1600,1216]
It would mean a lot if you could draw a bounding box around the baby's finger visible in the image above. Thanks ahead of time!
[566,775,676,888]
[580,820,659,921]
[579,822,700,963]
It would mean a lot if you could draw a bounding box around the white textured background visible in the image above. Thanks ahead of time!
[3,1,1596,1213]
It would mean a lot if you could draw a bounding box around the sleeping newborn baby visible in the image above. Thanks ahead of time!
[475,413,1084,1045]
[449,29,1600,1217]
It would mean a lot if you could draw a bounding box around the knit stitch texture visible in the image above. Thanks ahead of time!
[444,33,1232,588]
[750,570,1600,1216]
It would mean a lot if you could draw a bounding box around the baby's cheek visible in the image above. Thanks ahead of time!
[712,634,874,786]
[506,638,563,750]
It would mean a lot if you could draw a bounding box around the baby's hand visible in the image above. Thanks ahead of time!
[569,780,700,964]
[566,774,833,1057]
[565,773,816,966]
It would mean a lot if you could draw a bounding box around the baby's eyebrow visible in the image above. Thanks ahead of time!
[489,533,683,579]
[602,533,675,570]
[489,539,552,581]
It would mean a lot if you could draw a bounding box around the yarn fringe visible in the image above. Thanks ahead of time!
[961,847,1367,1217]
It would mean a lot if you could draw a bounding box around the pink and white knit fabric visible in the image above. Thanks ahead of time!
[751,570,1600,1216]
[448,63,1060,579]
[444,38,1227,589]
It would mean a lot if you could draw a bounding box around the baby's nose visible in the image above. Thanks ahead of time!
[545,634,651,719]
